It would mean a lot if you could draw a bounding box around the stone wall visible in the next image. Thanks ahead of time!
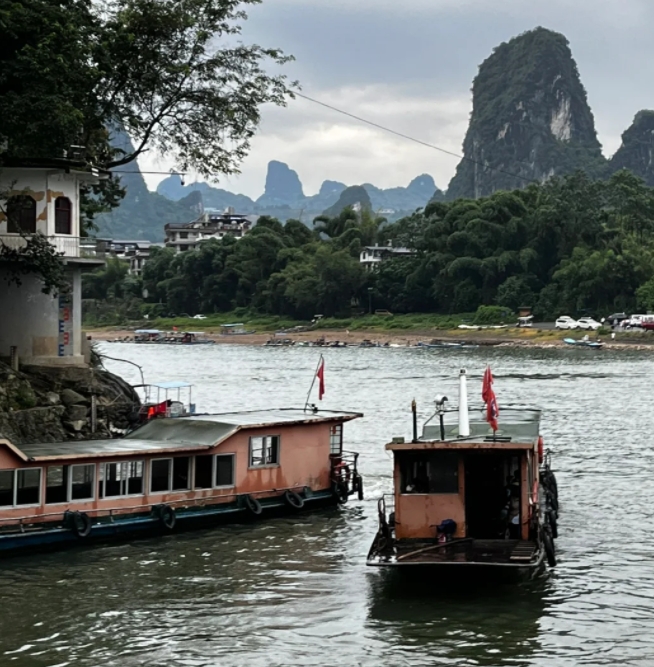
[0,360,140,445]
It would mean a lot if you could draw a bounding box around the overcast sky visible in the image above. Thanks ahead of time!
[140,0,654,198]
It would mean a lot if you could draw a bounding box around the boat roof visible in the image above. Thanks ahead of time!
[134,329,162,334]
[221,323,244,327]
[4,409,362,462]
[386,407,541,451]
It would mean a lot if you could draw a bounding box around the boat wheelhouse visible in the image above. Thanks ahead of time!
[367,370,559,574]
[0,408,362,556]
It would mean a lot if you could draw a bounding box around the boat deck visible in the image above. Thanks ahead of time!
[369,538,540,567]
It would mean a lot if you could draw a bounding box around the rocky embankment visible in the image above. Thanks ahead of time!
[0,360,140,445]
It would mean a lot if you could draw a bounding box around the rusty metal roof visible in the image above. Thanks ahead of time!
[11,408,362,462]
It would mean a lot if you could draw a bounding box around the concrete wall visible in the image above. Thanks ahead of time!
[0,169,80,237]
[0,267,84,365]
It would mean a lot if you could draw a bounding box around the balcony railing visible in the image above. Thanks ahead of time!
[0,234,85,258]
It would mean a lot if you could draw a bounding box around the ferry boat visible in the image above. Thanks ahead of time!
[0,408,363,556]
[367,369,559,576]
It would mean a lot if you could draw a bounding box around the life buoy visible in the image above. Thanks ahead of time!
[66,510,92,538]
[284,490,305,509]
[543,529,556,567]
[154,504,176,530]
[244,494,263,516]
[354,474,364,501]
[333,481,349,504]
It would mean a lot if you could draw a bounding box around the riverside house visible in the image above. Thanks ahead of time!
[0,158,105,366]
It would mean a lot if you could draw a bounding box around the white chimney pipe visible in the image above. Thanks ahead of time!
[458,369,470,437]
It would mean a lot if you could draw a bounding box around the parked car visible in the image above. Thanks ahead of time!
[577,317,601,331]
[606,312,628,326]
[625,314,645,329]
[193,314,207,320]
[555,316,579,330]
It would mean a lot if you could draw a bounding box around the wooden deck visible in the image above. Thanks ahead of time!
[370,538,540,567]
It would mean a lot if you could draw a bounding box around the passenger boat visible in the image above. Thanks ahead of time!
[0,408,363,556]
[367,369,559,576]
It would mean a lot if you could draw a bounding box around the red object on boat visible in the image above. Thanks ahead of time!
[482,366,499,432]
[538,435,544,463]
[317,359,325,400]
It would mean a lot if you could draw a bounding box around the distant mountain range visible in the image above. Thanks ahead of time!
[93,154,442,241]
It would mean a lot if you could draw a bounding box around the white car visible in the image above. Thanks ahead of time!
[577,317,601,331]
[555,316,579,330]
[192,314,207,320]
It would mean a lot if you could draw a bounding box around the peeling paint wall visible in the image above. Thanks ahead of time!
[0,169,80,236]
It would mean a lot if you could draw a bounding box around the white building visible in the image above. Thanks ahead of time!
[164,208,255,254]
[0,159,105,366]
[359,243,416,271]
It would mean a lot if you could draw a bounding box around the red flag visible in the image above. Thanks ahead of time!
[172,326,178,332]
[482,366,499,431]
[316,359,325,400]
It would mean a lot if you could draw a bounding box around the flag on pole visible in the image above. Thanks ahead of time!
[316,358,325,400]
[482,366,499,431]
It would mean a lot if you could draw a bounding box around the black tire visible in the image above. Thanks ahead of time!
[157,504,176,530]
[549,510,558,539]
[333,482,349,504]
[68,511,92,538]
[284,489,305,509]
[244,494,263,516]
[543,529,556,567]
[355,474,364,501]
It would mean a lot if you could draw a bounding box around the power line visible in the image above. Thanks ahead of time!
[294,91,538,187]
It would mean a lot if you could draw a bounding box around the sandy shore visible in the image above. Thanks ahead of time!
[85,326,654,351]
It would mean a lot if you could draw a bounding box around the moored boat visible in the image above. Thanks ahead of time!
[563,337,603,349]
[0,408,363,556]
[367,369,559,577]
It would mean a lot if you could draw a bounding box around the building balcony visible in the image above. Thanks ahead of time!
[0,234,104,266]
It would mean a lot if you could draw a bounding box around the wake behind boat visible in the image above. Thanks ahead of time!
[367,368,559,576]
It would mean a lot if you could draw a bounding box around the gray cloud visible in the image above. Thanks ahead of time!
[142,0,654,199]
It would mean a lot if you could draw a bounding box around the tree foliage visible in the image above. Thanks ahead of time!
[87,172,654,321]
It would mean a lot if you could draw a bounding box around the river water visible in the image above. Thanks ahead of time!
[1,343,653,666]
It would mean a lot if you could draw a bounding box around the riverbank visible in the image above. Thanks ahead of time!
[86,326,654,350]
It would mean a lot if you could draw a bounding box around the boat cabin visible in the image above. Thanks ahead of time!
[387,406,541,543]
[368,370,558,571]
[0,408,363,554]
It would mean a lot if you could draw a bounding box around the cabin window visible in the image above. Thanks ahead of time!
[0,470,14,506]
[100,461,144,497]
[6,195,37,233]
[16,469,41,505]
[249,436,279,467]
[330,424,343,455]
[71,464,95,500]
[54,197,72,234]
[194,455,213,489]
[0,468,41,506]
[399,451,459,494]
[46,466,68,504]
[150,457,190,493]
[215,455,234,487]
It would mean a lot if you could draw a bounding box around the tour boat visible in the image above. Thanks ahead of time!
[0,408,363,556]
[367,369,559,576]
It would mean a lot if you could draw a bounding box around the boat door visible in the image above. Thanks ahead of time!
[464,451,521,539]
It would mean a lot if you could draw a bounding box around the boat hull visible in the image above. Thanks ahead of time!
[0,489,337,558]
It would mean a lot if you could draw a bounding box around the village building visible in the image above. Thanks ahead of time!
[0,158,105,366]
[164,208,256,255]
[359,242,416,271]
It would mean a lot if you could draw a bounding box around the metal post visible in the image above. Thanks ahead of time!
[9,346,18,371]
[90,395,97,433]
[411,399,418,443]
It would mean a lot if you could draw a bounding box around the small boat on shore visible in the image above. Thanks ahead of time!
[564,337,603,349]
[0,407,363,557]
[416,340,479,349]
[367,369,559,577]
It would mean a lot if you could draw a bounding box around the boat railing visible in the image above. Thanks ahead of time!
[0,484,311,532]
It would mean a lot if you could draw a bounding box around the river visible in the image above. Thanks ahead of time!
[1,343,653,666]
